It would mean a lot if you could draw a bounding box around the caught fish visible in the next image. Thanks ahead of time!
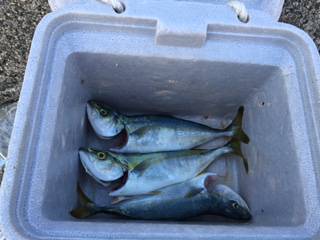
[87,101,249,153]
[71,173,252,220]
[78,141,244,196]
[110,143,244,196]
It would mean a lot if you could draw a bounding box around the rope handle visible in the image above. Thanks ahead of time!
[99,0,249,21]
[99,0,125,13]
[50,0,249,20]
[228,0,249,23]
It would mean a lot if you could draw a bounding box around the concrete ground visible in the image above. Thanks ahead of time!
[0,1,319,105]
[0,1,50,105]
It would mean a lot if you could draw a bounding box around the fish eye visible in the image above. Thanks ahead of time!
[99,109,108,117]
[231,201,239,209]
[97,152,107,160]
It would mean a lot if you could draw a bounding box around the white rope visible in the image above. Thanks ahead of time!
[100,0,125,13]
[228,0,249,23]
[0,152,5,171]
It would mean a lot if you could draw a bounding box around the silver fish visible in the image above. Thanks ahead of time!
[79,141,247,189]
[71,173,252,221]
[109,144,242,196]
[87,101,249,153]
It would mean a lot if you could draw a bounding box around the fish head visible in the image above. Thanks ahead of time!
[79,147,124,182]
[87,101,125,138]
[207,182,251,221]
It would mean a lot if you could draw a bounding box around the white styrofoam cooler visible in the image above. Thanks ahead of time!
[1,0,320,239]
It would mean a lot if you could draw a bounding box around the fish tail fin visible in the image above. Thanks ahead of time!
[70,184,109,219]
[228,140,249,173]
[227,106,250,144]
[70,206,97,219]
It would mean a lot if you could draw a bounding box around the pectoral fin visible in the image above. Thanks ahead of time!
[131,126,151,137]
[112,196,132,204]
[184,187,205,199]
[132,158,162,175]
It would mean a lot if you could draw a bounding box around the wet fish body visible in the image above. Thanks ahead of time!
[110,146,235,196]
[113,189,214,220]
[79,141,246,195]
[113,115,234,153]
[87,101,249,153]
[71,174,251,221]
[110,174,217,220]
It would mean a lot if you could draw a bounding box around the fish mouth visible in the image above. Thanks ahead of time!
[233,199,252,221]
[87,100,106,112]
[87,100,95,106]
[86,102,97,117]
[86,103,104,137]
[244,211,252,221]
[220,208,252,221]
[87,100,100,108]
[232,203,252,221]
[235,210,252,221]
[79,149,94,177]
[79,147,89,152]
[79,148,92,165]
